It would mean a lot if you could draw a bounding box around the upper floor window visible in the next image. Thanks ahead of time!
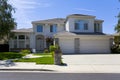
[37,25,43,32]
[74,20,88,30]
[94,23,100,32]
[50,24,57,32]
[84,23,88,30]
[75,23,80,30]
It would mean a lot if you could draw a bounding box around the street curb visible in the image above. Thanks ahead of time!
[0,69,55,71]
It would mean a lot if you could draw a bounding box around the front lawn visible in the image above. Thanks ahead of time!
[14,53,54,64]
[33,53,52,57]
[0,52,24,60]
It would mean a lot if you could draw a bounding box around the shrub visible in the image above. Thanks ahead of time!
[49,45,59,52]
[0,52,24,60]
[49,45,61,57]
[111,44,120,53]
[21,49,31,54]
[44,48,49,53]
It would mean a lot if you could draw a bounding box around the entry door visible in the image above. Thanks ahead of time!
[36,38,44,51]
[74,38,80,53]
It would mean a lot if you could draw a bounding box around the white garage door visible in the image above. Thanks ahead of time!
[80,39,110,53]
[59,38,74,53]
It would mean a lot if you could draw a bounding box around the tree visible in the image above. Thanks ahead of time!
[115,0,120,34]
[115,12,120,34]
[114,0,120,45]
[0,0,16,43]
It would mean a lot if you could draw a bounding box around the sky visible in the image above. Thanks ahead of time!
[9,0,120,34]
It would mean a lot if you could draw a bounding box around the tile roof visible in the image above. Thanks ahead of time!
[55,31,106,36]
[95,19,104,22]
[11,28,33,33]
[54,31,76,36]
[67,14,95,17]
[71,32,106,35]
[32,18,66,24]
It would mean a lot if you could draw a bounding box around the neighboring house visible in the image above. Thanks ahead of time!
[0,40,4,44]
[9,14,113,53]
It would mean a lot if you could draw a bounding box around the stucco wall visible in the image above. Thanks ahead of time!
[32,23,65,37]
[66,17,102,33]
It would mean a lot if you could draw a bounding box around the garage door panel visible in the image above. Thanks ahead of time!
[80,39,110,53]
[59,39,74,53]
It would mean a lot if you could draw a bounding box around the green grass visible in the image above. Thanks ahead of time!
[33,53,52,57]
[14,53,54,64]
[33,53,51,55]
[0,52,24,60]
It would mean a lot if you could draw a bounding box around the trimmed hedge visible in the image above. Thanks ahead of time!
[111,44,120,53]
[0,52,24,60]
[21,49,31,54]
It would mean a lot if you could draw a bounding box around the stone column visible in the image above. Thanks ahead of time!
[25,35,26,48]
[17,35,19,48]
[54,49,62,65]
[44,36,47,48]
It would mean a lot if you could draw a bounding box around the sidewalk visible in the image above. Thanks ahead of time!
[1,62,120,73]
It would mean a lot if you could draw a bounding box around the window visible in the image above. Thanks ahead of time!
[50,25,53,32]
[37,25,43,32]
[74,20,88,30]
[14,36,17,39]
[75,23,79,30]
[19,35,25,39]
[19,41,25,48]
[50,24,57,32]
[94,23,100,32]
[84,23,88,30]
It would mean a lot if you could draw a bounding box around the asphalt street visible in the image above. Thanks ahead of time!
[0,72,120,80]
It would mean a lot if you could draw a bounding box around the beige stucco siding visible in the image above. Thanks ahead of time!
[66,18,96,33]
[33,23,65,37]
[30,33,35,49]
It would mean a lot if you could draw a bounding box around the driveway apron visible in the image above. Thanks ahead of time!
[62,54,120,65]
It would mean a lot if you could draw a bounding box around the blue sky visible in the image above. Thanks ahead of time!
[9,0,120,34]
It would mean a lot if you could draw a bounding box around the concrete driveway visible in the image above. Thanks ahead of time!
[62,54,120,65]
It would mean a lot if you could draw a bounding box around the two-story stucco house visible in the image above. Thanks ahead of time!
[9,14,113,53]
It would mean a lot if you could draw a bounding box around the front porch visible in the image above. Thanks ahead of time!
[9,34,54,52]
[9,35,31,52]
